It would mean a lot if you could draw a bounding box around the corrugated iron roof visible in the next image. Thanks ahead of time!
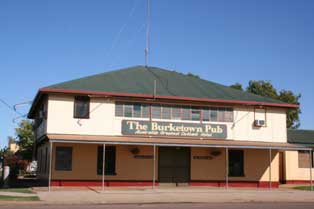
[46,65,286,104]
[288,129,314,145]
[28,66,298,118]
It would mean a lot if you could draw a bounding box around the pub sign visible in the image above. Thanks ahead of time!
[121,120,227,139]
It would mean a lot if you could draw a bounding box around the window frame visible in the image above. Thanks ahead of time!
[210,107,218,122]
[171,105,182,120]
[161,104,172,120]
[73,96,90,119]
[55,146,73,171]
[298,150,314,168]
[151,104,162,119]
[114,101,234,123]
[115,101,124,117]
[191,107,201,121]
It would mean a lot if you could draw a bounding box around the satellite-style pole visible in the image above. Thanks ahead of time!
[145,0,150,67]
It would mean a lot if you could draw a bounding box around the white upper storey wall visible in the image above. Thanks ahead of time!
[43,94,287,143]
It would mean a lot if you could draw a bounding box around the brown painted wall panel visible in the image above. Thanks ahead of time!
[51,143,157,181]
[36,142,279,182]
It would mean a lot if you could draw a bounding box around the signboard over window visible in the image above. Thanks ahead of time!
[121,120,227,139]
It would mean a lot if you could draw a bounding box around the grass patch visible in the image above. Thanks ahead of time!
[0,188,34,194]
[294,186,314,191]
[0,195,39,201]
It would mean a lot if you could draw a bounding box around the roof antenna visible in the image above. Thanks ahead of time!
[153,79,157,99]
[145,0,150,67]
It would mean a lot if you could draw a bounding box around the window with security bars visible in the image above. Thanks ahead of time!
[115,102,234,123]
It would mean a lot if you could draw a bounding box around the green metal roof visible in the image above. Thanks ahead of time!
[44,65,287,105]
[288,129,314,145]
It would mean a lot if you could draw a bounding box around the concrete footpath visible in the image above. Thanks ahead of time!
[0,192,37,197]
[34,187,314,204]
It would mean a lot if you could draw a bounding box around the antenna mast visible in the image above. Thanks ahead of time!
[145,0,150,67]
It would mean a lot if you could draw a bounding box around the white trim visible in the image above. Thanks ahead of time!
[49,139,311,151]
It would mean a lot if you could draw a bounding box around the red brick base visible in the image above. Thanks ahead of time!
[51,180,159,187]
[285,180,314,184]
[190,181,279,188]
[51,180,279,188]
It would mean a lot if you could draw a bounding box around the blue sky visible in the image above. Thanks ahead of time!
[1,0,314,148]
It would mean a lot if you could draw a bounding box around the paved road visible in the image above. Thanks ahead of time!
[1,203,314,209]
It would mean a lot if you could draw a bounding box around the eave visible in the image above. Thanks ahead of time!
[28,88,299,119]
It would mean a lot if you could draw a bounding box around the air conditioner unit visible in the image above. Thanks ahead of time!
[254,119,265,127]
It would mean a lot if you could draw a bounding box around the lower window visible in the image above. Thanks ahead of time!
[55,147,72,171]
[229,150,244,177]
[298,150,314,168]
[97,146,116,175]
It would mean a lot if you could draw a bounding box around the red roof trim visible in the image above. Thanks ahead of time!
[38,87,299,108]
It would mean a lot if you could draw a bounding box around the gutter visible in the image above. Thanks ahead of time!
[28,87,299,118]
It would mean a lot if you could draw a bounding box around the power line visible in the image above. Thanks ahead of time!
[13,101,33,111]
[0,98,23,116]
[145,0,151,66]
[108,22,146,68]
[103,0,139,69]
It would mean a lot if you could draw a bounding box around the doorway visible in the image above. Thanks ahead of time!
[279,151,285,184]
[158,147,190,183]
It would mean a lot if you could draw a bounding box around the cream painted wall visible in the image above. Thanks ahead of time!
[285,151,313,181]
[232,107,287,142]
[47,95,116,136]
[45,94,287,143]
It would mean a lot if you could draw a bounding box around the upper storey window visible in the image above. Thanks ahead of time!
[74,96,90,119]
[115,102,234,123]
[115,102,149,118]
[191,107,201,121]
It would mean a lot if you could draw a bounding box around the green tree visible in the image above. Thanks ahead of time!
[230,80,301,129]
[186,72,200,79]
[230,83,243,91]
[278,90,301,129]
[246,80,278,98]
[15,120,34,151]
[11,120,35,160]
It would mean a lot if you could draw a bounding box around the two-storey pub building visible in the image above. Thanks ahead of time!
[28,66,314,190]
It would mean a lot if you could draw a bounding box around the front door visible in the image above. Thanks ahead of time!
[158,147,190,183]
[279,151,285,184]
